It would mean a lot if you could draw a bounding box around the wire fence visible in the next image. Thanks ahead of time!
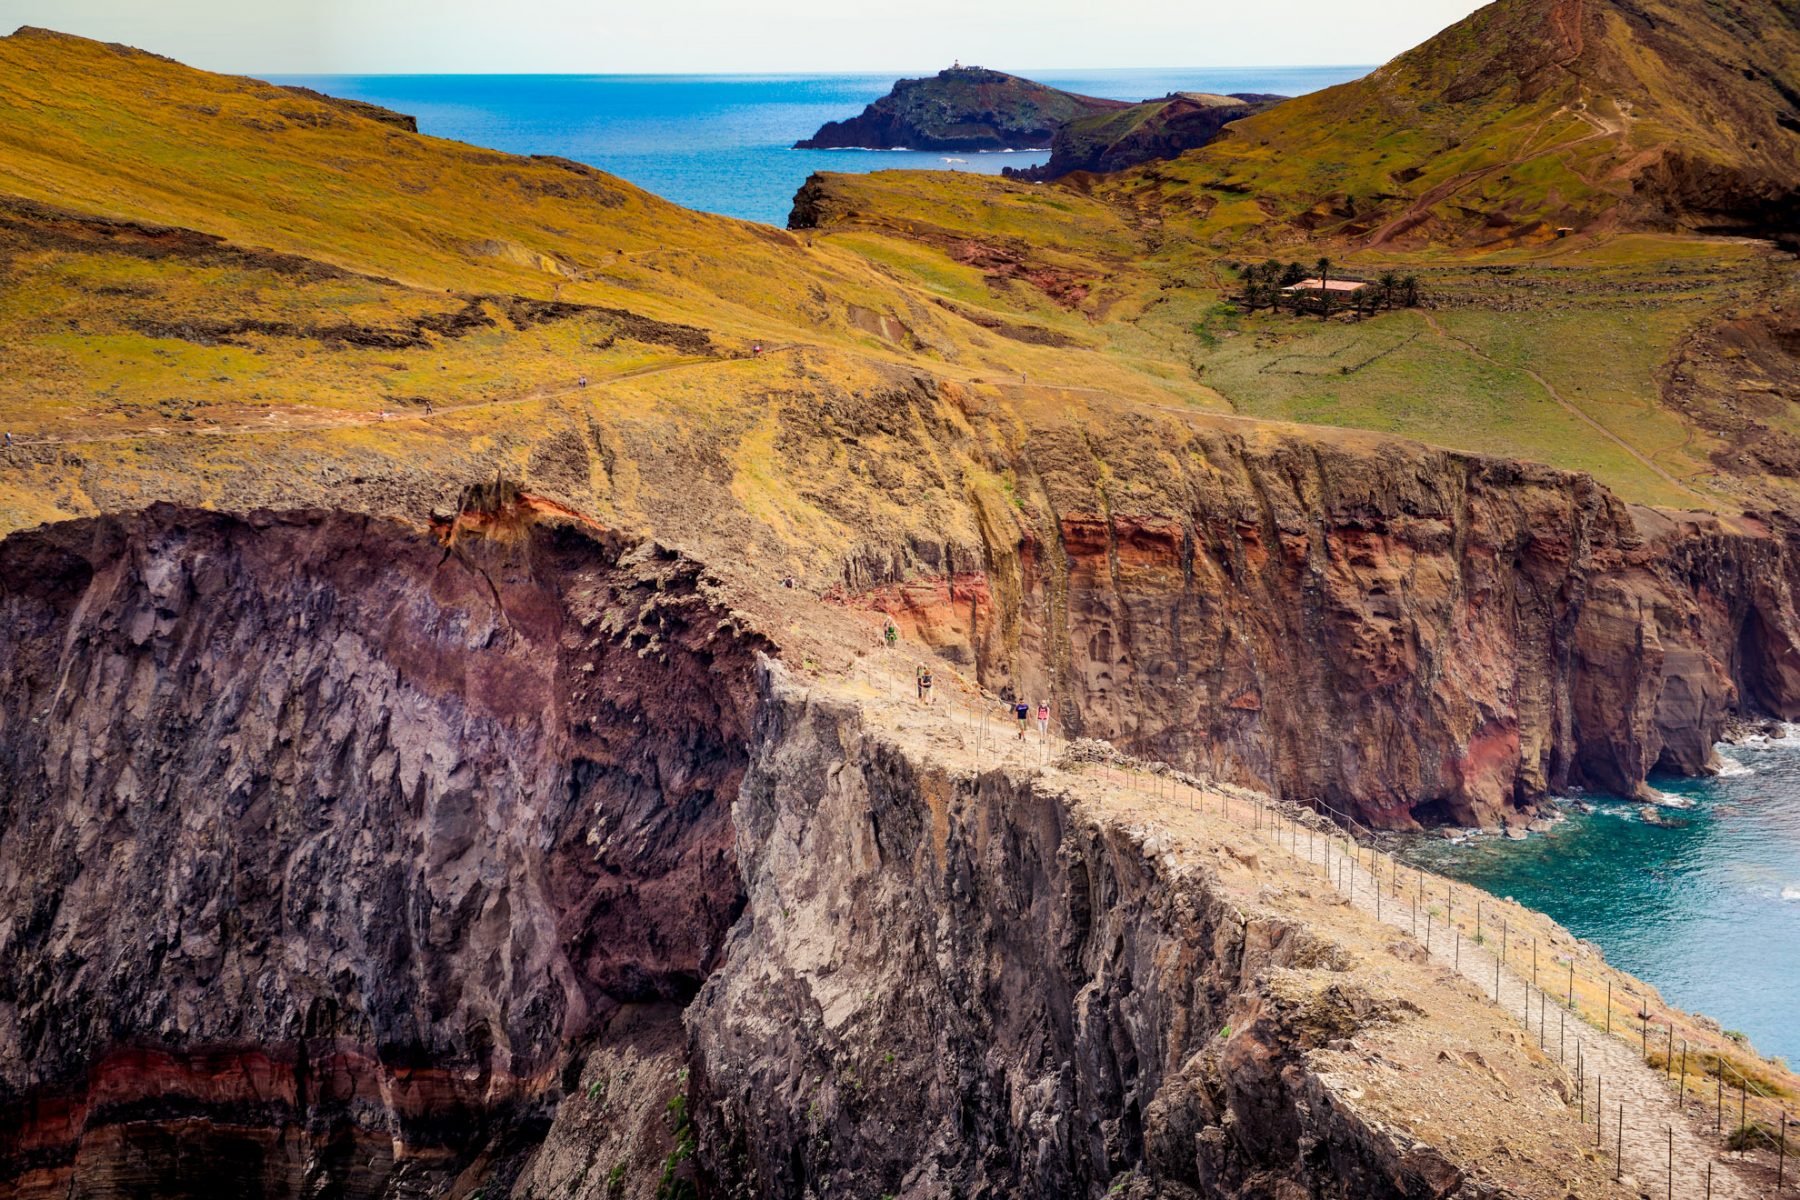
[826,649,1796,1198]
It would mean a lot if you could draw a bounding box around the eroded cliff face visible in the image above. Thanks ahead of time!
[0,502,767,1197]
[0,501,1682,1199]
[844,428,1800,827]
[683,671,1571,1199]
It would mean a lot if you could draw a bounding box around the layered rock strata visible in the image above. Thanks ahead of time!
[0,499,1742,1197]
[0,502,765,1196]
[840,427,1800,826]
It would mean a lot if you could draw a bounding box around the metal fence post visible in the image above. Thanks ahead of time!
[1778,1109,1787,1190]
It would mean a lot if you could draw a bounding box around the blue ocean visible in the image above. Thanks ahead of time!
[1403,735,1800,1065]
[268,68,1370,226]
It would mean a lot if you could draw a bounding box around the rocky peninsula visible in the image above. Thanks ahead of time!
[793,65,1128,152]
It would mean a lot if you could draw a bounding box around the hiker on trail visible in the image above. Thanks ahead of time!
[1036,700,1049,738]
[883,619,898,649]
[781,575,795,590]
[1014,699,1030,739]
[424,399,433,416]
[578,375,589,388]
[2,431,10,448]
[752,343,763,357]
[915,663,933,705]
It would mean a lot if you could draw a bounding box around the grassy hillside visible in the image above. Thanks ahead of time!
[0,28,1232,550]
[1037,92,1279,179]
[1092,0,1800,250]
[778,0,1800,511]
[0,30,1229,440]
[2,11,1795,549]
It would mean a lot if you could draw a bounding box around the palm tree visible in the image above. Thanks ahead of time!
[1256,261,1280,312]
[1400,274,1421,308]
[1378,271,1400,311]
[1315,256,1333,319]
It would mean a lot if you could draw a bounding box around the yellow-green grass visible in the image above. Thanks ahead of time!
[1436,307,1719,475]
[770,164,1786,510]
[3,22,1794,545]
[0,28,1116,396]
[1195,309,1714,508]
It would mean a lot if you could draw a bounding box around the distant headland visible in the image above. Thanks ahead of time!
[793,65,1128,153]
[795,64,1286,178]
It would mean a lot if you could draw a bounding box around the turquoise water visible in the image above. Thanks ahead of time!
[267,68,1370,226]
[1402,736,1800,1064]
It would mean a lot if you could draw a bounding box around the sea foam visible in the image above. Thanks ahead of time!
[1715,754,1755,778]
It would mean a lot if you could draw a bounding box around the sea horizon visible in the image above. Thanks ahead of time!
[269,66,1374,225]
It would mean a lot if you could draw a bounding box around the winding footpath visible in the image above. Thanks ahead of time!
[1325,842,1762,1199]
[844,654,1767,1198]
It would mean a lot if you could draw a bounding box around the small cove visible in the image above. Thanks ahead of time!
[1401,734,1800,1065]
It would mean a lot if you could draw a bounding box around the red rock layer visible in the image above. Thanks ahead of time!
[847,433,1800,827]
[0,1042,541,1199]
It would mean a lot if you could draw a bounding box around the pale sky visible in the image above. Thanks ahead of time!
[1,0,1490,74]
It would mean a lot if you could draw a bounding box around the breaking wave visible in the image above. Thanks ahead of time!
[1646,788,1697,808]
[1715,754,1755,778]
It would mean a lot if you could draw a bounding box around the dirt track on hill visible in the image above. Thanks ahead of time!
[4,346,800,450]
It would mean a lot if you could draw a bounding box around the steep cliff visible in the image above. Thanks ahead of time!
[0,501,1638,1199]
[0,501,768,1197]
[684,673,1624,1199]
[839,422,1800,827]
